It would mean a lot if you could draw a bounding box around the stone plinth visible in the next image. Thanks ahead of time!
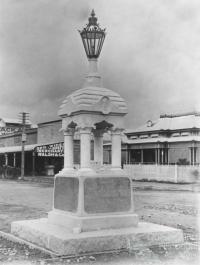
[11,219,184,255]
[48,169,138,232]
[53,174,132,214]
[10,169,184,255]
[48,212,138,232]
[54,177,79,212]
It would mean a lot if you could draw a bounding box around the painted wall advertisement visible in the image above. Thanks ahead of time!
[36,142,64,157]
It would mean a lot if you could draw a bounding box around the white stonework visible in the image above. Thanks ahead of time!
[93,130,104,165]
[63,129,74,170]
[10,12,184,256]
[10,56,184,254]
[58,59,128,119]
[11,219,184,255]
[111,129,123,169]
[79,127,92,171]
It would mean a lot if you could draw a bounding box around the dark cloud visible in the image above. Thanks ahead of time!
[0,0,199,129]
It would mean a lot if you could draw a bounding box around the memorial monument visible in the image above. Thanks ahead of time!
[11,11,184,255]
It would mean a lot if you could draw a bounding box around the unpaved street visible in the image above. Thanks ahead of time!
[0,179,199,264]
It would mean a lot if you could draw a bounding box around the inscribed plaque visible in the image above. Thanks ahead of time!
[84,177,131,213]
[54,177,78,212]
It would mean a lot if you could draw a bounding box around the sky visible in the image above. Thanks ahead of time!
[0,0,200,129]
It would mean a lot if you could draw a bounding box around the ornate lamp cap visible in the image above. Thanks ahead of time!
[79,10,106,59]
[88,9,97,26]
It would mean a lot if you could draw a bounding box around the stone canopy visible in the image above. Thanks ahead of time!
[58,86,128,117]
[58,57,128,132]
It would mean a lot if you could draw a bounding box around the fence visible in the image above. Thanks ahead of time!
[124,164,200,183]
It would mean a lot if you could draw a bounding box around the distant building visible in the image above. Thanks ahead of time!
[0,111,199,177]
[0,117,38,175]
[0,119,82,176]
[0,119,64,175]
[123,111,200,165]
[0,117,36,136]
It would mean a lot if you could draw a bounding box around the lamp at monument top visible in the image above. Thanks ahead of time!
[79,10,106,59]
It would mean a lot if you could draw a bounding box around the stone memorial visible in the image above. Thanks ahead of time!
[11,10,184,255]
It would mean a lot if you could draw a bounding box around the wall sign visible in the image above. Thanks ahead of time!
[36,142,64,157]
[0,127,21,136]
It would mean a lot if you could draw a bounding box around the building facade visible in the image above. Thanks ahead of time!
[123,112,200,165]
[0,119,82,176]
[1,111,199,177]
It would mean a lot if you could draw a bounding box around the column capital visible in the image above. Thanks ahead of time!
[78,127,93,135]
[110,128,124,135]
[93,129,104,137]
[63,128,75,136]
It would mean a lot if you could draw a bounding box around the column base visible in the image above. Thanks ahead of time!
[59,168,75,174]
[48,210,138,232]
[78,168,94,173]
[110,167,123,171]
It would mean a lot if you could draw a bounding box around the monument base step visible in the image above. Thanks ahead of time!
[48,211,139,232]
[11,218,184,255]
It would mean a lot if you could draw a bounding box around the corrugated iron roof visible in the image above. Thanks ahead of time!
[123,135,200,144]
[0,118,32,125]
[126,112,200,134]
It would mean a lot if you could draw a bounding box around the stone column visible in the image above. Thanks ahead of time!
[93,130,104,165]
[80,127,92,170]
[111,129,122,169]
[64,128,74,171]
[83,58,102,87]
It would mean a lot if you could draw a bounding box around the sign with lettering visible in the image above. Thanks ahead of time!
[36,142,64,157]
[0,127,21,136]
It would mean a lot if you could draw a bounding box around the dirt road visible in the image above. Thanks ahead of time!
[0,180,199,264]
[0,180,199,238]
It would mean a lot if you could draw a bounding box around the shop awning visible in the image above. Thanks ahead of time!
[0,144,38,154]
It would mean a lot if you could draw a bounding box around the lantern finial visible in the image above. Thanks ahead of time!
[79,10,106,59]
[91,9,95,17]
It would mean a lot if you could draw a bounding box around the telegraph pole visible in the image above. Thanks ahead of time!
[19,112,29,180]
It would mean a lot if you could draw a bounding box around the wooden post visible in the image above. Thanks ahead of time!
[20,112,29,179]
[13,153,16,167]
[141,149,144,164]
[32,151,35,176]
